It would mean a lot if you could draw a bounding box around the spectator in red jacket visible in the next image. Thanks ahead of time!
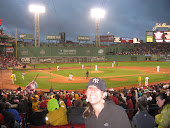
[109,92,118,105]
[126,96,133,120]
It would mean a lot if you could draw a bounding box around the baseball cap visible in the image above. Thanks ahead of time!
[86,77,107,91]
[144,89,149,93]
[34,95,39,98]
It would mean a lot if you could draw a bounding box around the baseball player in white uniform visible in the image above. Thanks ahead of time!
[145,76,149,86]
[21,72,25,80]
[13,74,16,81]
[57,66,59,71]
[69,73,73,80]
[157,66,160,72]
[95,65,98,71]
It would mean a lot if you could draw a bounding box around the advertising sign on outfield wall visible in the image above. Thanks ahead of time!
[114,37,121,43]
[133,38,140,44]
[77,36,90,41]
[121,38,133,43]
[154,31,164,43]
[46,35,61,40]
[146,36,153,42]
[6,47,14,53]
[164,31,170,42]
[58,49,76,55]
[146,31,153,36]
[20,57,31,63]
[19,34,33,40]
[100,35,114,42]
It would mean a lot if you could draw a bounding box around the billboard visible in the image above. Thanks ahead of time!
[114,37,121,43]
[154,31,164,43]
[121,38,133,43]
[146,31,153,36]
[133,38,140,44]
[100,35,114,42]
[46,35,61,40]
[19,34,33,40]
[6,47,14,53]
[77,36,90,41]
[146,36,153,42]
[164,31,170,42]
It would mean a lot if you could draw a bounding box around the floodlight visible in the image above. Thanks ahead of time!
[29,4,45,13]
[91,8,105,19]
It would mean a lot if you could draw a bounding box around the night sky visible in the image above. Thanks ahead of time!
[0,0,170,42]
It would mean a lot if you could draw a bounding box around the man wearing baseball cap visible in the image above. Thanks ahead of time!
[83,77,131,128]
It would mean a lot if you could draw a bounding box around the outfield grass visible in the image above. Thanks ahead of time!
[29,61,170,69]
[12,61,170,90]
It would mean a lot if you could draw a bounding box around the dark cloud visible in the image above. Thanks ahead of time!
[0,0,170,42]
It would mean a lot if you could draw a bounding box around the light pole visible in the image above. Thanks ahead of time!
[29,4,45,47]
[91,8,105,47]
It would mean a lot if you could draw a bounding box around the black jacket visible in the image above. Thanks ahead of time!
[67,106,85,124]
[30,110,48,126]
[1,110,15,127]
[85,100,131,128]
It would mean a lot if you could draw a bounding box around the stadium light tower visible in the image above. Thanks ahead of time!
[91,8,105,47]
[29,4,45,47]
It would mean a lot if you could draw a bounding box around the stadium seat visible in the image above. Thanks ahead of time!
[48,124,72,128]
[29,125,47,128]
[72,124,85,128]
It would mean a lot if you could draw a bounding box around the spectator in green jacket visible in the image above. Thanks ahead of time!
[155,93,170,128]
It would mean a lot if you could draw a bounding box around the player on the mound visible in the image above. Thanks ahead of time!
[69,73,73,80]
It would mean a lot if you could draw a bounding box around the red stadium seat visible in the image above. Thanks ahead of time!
[48,124,72,128]
[72,124,85,128]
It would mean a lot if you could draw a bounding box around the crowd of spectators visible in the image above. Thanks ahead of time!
[0,29,7,36]
[0,81,169,127]
[116,43,170,55]
[0,54,21,69]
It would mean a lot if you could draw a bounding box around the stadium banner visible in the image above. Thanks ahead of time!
[0,43,5,46]
[100,35,114,42]
[19,56,105,63]
[46,35,61,40]
[154,31,164,43]
[77,36,90,41]
[146,36,153,42]
[121,38,133,43]
[58,49,76,55]
[5,43,12,46]
[133,38,140,44]
[164,31,170,42]
[146,31,153,36]
[98,49,104,55]
[6,47,14,53]
[39,58,52,63]
[19,34,33,40]
[114,37,121,43]
[20,57,31,63]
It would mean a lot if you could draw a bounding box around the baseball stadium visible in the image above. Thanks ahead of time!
[0,31,170,91]
[0,2,170,128]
